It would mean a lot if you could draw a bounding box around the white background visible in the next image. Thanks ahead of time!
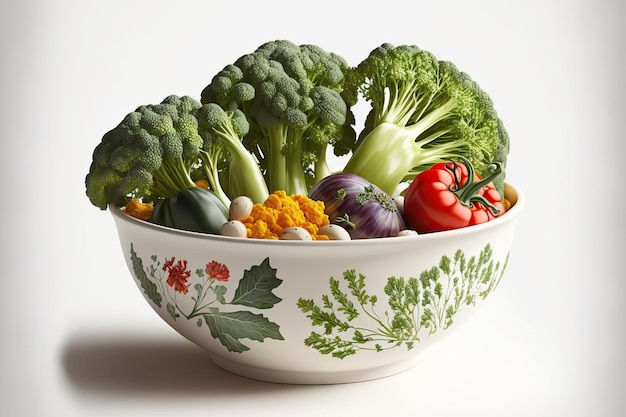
[2,0,624,415]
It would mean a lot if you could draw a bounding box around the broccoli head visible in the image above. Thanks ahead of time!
[200,40,356,195]
[342,43,509,196]
[85,95,206,209]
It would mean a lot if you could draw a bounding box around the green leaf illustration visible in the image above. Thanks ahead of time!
[385,276,420,341]
[297,298,351,334]
[299,243,510,359]
[214,285,228,304]
[330,276,359,320]
[230,257,283,309]
[303,332,357,359]
[130,243,162,307]
[126,248,286,354]
[203,310,284,353]
[167,302,180,320]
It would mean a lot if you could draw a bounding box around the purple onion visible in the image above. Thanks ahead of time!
[309,173,406,239]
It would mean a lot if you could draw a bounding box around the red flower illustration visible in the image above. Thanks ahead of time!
[206,261,229,282]
[163,257,191,294]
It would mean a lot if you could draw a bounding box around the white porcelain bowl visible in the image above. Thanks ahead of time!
[111,184,524,384]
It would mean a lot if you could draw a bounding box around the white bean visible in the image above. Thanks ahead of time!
[317,224,351,240]
[280,227,313,240]
[220,220,248,238]
[229,196,254,221]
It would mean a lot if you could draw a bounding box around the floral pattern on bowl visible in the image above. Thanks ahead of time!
[130,244,284,353]
[128,241,507,358]
[112,183,523,384]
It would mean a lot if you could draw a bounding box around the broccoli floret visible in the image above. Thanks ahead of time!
[342,43,509,195]
[196,103,269,204]
[201,40,356,195]
[86,95,208,209]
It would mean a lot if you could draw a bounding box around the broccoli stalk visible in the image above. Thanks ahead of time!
[263,123,304,194]
[197,103,269,205]
[150,153,197,198]
[342,44,509,196]
[201,40,356,195]
[302,118,355,188]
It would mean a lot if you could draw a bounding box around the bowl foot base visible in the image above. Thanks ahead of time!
[210,355,422,385]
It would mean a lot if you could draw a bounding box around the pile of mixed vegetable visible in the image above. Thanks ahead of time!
[85,40,512,240]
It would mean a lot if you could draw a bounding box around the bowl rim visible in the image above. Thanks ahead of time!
[110,182,525,247]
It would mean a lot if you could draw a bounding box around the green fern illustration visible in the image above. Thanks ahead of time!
[298,243,509,358]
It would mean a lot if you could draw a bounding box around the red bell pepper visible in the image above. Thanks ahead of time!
[403,159,505,233]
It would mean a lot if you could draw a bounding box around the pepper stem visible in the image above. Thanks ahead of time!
[446,158,502,216]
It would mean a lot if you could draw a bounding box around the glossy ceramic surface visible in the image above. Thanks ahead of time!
[111,184,524,384]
